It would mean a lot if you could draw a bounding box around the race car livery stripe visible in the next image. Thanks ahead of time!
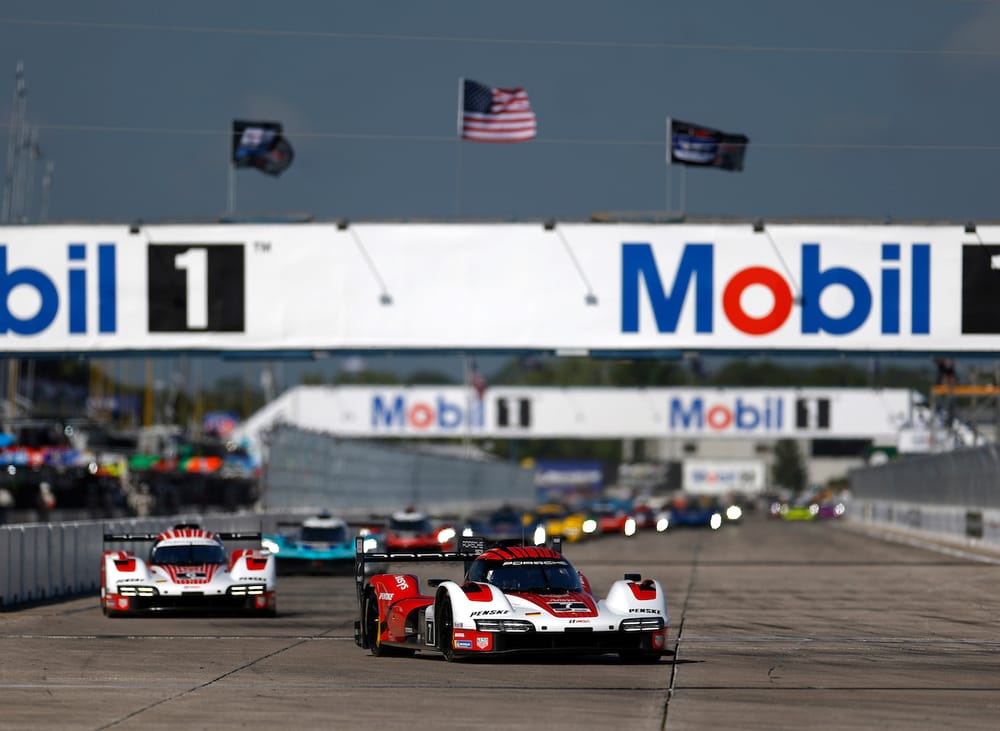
[161,564,220,584]
[482,546,560,562]
[628,581,658,600]
[157,528,217,542]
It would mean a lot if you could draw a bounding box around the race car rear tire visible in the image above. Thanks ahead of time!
[436,599,457,662]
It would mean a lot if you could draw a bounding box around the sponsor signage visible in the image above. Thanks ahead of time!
[235,386,916,456]
[533,459,604,503]
[682,459,766,496]
[0,222,994,353]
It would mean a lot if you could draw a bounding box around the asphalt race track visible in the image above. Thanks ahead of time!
[3,512,1000,730]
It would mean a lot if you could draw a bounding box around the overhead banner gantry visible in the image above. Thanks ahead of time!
[0,221,994,354]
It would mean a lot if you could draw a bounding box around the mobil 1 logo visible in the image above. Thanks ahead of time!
[962,244,1000,334]
[147,244,244,332]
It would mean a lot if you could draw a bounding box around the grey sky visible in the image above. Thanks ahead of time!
[1,1,998,388]
[2,1,999,224]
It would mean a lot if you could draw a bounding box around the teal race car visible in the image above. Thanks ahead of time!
[263,511,380,573]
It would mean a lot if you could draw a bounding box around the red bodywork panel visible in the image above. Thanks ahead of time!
[627,579,659,601]
[369,574,429,641]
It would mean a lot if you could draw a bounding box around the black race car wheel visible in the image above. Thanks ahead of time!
[436,599,457,662]
[363,592,386,657]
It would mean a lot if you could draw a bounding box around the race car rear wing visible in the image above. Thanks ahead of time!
[103,531,263,542]
[354,535,487,605]
[354,535,563,606]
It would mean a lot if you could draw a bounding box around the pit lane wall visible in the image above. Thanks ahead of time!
[849,443,1000,548]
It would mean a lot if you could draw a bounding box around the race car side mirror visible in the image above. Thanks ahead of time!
[624,573,642,582]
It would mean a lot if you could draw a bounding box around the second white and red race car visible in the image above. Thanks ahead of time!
[101,523,277,616]
[354,537,669,662]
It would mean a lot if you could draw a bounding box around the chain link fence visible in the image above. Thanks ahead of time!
[261,425,535,516]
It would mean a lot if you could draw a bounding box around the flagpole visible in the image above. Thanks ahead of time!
[680,165,687,216]
[665,116,672,213]
[456,77,464,217]
[227,163,236,214]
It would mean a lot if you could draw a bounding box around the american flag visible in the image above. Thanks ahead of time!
[467,359,488,400]
[461,78,536,143]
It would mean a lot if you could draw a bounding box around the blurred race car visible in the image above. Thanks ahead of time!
[777,500,818,521]
[524,503,590,544]
[384,508,454,551]
[262,511,374,573]
[587,497,638,537]
[101,523,276,616]
[354,537,669,662]
[667,495,725,530]
[456,506,530,545]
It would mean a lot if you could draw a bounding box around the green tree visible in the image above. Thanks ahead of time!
[404,369,455,385]
[772,439,807,492]
[333,369,401,385]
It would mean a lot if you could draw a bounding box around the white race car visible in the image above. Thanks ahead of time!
[354,537,669,662]
[101,523,276,616]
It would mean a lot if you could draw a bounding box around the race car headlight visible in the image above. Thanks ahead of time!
[620,617,664,632]
[710,513,723,530]
[362,537,379,552]
[118,585,158,597]
[261,539,280,554]
[725,505,743,521]
[475,619,534,633]
[624,518,637,536]
[533,525,546,546]
[437,527,457,544]
[582,519,597,534]
[228,584,267,596]
[656,517,670,532]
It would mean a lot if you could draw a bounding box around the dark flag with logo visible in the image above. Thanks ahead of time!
[669,119,749,171]
[231,120,294,176]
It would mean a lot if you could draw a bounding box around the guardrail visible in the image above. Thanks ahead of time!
[849,442,1000,551]
[849,500,1000,550]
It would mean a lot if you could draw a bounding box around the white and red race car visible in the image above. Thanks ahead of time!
[354,537,669,662]
[101,523,277,616]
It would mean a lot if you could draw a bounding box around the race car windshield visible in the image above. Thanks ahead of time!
[471,561,581,594]
[150,544,227,565]
[301,526,348,543]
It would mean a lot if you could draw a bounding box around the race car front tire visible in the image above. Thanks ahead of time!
[436,598,457,662]
[363,591,386,657]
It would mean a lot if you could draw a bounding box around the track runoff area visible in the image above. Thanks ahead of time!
[4,512,1000,731]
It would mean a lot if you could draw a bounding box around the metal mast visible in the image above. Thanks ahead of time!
[2,61,27,224]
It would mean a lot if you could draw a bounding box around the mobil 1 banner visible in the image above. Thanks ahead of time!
[237,386,915,444]
[659,388,909,439]
[2,221,997,354]
[146,244,245,332]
